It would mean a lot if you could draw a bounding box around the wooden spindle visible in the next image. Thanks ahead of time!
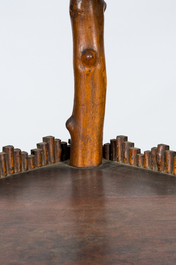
[21,151,28,171]
[137,153,144,168]
[43,136,55,164]
[67,145,71,159]
[31,149,42,168]
[144,151,151,169]
[55,139,62,162]
[157,144,169,172]
[173,157,176,175]
[14,149,22,173]
[3,145,14,175]
[0,152,7,178]
[130,148,141,166]
[116,136,128,162]
[151,147,157,171]
[110,139,116,161]
[37,142,48,166]
[61,142,68,161]
[123,142,134,164]
[66,0,107,168]
[103,143,110,160]
[28,155,35,170]
[165,151,176,174]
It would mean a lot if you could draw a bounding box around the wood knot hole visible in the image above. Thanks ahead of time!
[82,49,96,68]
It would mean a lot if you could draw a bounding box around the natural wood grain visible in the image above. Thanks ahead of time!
[1,160,176,264]
[137,153,144,168]
[166,150,176,174]
[116,135,128,162]
[123,141,134,163]
[43,136,55,164]
[21,151,28,172]
[151,147,157,171]
[110,139,116,161]
[37,142,48,166]
[3,145,14,175]
[103,143,110,160]
[31,149,43,168]
[61,142,68,161]
[130,147,140,166]
[157,144,169,172]
[144,150,151,169]
[0,152,7,178]
[14,148,22,173]
[66,0,107,167]
[28,155,35,170]
[54,139,62,162]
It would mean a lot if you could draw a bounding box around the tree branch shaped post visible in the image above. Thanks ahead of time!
[66,0,107,168]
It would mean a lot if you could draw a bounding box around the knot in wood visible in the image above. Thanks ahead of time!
[81,49,96,68]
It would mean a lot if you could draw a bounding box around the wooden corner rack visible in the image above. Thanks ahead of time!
[1,1,176,264]
[1,134,176,178]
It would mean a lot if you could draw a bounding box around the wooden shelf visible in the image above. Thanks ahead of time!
[1,160,176,264]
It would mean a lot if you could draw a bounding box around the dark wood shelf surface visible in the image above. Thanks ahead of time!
[1,160,176,264]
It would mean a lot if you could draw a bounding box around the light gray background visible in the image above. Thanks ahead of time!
[0,0,176,153]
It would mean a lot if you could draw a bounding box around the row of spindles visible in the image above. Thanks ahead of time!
[0,136,70,178]
[103,135,176,175]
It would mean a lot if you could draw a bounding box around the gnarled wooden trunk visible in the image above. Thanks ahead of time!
[66,0,107,168]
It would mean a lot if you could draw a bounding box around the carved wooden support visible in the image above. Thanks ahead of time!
[3,145,14,175]
[66,0,107,168]
[144,151,151,169]
[110,139,116,161]
[116,136,128,163]
[14,149,22,173]
[0,152,7,178]
[151,147,157,171]
[21,151,28,172]
[130,148,141,166]
[103,143,110,160]
[137,153,144,168]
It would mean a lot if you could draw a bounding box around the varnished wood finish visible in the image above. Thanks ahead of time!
[54,139,62,162]
[14,148,22,173]
[165,150,176,174]
[37,142,48,166]
[3,145,14,175]
[0,152,7,178]
[31,149,43,168]
[173,157,176,175]
[66,0,107,168]
[123,141,134,163]
[137,153,144,168]
[1,160,176,264]
[21,151,28,171]
[157,144,169,172]
[43,136,55,164]
[130,147,140,166]
[28,155,35,170]
[151,147,157,171]
[1,135,176,178]
[110,139,116,161]
[67,144,71,160]
[144,150,151,169]
[103,143,110,160]
[61,142,68,161]
[116,135,128,162]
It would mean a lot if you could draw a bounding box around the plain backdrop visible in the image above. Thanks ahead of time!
[0,0,176,154]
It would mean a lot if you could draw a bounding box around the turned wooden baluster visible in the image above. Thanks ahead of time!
[66,0,107,168]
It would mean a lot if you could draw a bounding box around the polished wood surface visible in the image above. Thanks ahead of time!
[104,135,176,176]
[0,136,69,179]
[66,0,107,168]
[1,160,176,264]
